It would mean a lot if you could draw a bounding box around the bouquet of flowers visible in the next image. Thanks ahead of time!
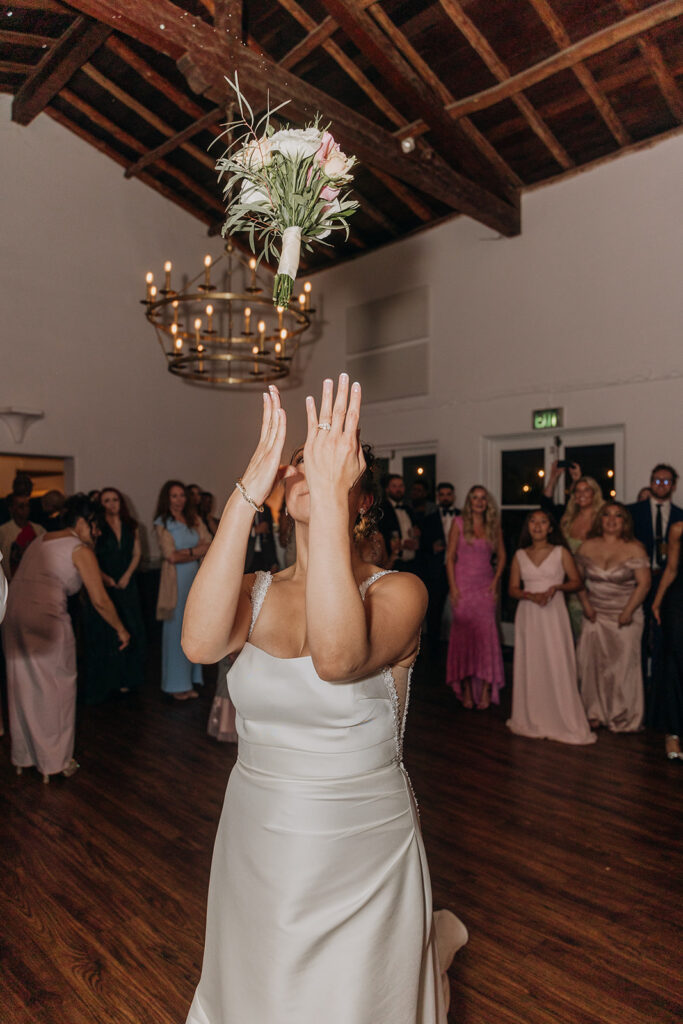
[215,76,359,306]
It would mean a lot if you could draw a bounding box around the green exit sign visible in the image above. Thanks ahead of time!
[533,407,563,430]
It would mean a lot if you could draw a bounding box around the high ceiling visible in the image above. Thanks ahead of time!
[3,0,683,269]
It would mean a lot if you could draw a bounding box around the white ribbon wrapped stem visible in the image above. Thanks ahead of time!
[278,226,302,280]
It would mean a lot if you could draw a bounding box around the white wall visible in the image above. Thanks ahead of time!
[2,94,682,534]
[0,95,261,545]
[284,132,683,503]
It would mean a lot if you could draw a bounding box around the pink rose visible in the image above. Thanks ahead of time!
[321,184,340,201]
[315,131,338,165]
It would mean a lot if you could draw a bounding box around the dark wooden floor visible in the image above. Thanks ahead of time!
[1,647,681,1024]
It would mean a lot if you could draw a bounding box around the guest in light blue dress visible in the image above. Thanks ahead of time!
[154,481,212,700]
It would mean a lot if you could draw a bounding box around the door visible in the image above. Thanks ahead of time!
[485,426,624,643]
[374,442,438,501]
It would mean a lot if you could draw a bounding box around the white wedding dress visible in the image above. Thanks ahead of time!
[186,570,451,1024]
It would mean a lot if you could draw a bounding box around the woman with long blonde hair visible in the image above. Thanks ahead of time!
[445,485,506,709]
[554,476,603,638]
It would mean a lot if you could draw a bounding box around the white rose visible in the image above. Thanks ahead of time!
[270,127,322,161]
[234,137,272,170]
[323,150,353,179]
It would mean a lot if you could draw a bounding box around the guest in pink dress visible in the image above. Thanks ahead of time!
[446,486,506,709]
[507,510,596,745]
[3,494,130,783]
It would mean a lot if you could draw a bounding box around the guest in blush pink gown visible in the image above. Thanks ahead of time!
[3,494,130,783]
[446,486,505,709]
[507,511,596,745]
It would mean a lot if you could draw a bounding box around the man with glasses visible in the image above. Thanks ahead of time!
[629,464,683,685]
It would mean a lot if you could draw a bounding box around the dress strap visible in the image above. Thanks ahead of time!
[249,570,273,637]
[359,569,397,601]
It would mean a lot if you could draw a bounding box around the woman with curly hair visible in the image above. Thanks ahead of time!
[576,502,650,731]
[83,487,146,704]
[445,485,506,709]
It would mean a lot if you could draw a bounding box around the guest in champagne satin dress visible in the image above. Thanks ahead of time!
[576,503,650,732]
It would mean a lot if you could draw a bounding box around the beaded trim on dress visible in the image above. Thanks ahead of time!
[249,570,273,637]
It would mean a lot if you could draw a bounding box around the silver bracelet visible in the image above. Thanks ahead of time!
[235,479,264,513]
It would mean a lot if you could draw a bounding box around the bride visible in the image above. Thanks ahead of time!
[182,374,466,1023]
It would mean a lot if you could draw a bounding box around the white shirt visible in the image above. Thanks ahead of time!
[390,499,415,562]
[649,496,671,568]
[439,505,457,543]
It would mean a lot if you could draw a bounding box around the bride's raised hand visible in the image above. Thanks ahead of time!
[304,373,364,500]
[240,385,287,506]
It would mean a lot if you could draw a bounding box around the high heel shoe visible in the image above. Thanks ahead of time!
[61,758,80,778]
[665,735,681,760]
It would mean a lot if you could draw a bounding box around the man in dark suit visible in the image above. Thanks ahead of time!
[244,504,279,574]
[379,475,419,573]
[419,483,460,656]
[628,462,683,682]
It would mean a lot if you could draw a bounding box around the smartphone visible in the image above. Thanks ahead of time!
[557,459,570,469]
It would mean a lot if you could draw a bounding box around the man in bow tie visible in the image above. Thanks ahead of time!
[629,463,683,685]
[379,475,420,574]
[419,483,461,657]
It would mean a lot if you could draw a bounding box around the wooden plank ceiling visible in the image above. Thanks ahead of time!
[2,0,682,268]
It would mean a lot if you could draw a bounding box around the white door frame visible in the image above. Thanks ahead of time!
[483,424,625,507]
[374,440,438,476]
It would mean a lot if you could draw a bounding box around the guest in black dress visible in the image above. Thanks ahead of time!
[83,487,146,704]
[651,521,683,760]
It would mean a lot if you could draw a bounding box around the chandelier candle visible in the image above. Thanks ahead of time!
[215,74,359,306]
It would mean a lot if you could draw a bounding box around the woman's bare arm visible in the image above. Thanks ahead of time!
[304,377,426,682]
[182,390,286,664]
[73,546,129,647]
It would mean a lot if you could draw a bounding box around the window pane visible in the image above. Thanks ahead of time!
[501,448,545,506]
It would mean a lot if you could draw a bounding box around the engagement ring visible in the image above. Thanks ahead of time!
[317,423,332,431]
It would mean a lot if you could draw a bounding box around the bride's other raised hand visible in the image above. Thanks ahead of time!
[241,385,287,507]
[304,374,364,501]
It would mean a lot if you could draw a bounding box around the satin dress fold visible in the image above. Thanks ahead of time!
[507,547,595,745]
[576,555,648,732]
[186,570,450,1024]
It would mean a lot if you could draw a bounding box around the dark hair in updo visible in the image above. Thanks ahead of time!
[355,443,381,538]
[61,493,102,530]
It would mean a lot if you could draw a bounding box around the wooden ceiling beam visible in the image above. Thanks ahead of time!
[214,2,244,37]
[59,86,224,213]
[7,0,68,11]
[11,15,111,125]
[65,0,520,237]
[45,104,214,225]
[0,61,36,75]
[368,3,522,189]
[317,0,516,197]
[125,107,225,178]
[616,0,683,123]
[81,63,216,172]
[438,0,573,170]
[274,0,405,130]
[527,0,631,146]
[279,17,337,70]
[445,0,683,121]
[105,36,218,127]
[368,168,433,223]
[0,29,55,48]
